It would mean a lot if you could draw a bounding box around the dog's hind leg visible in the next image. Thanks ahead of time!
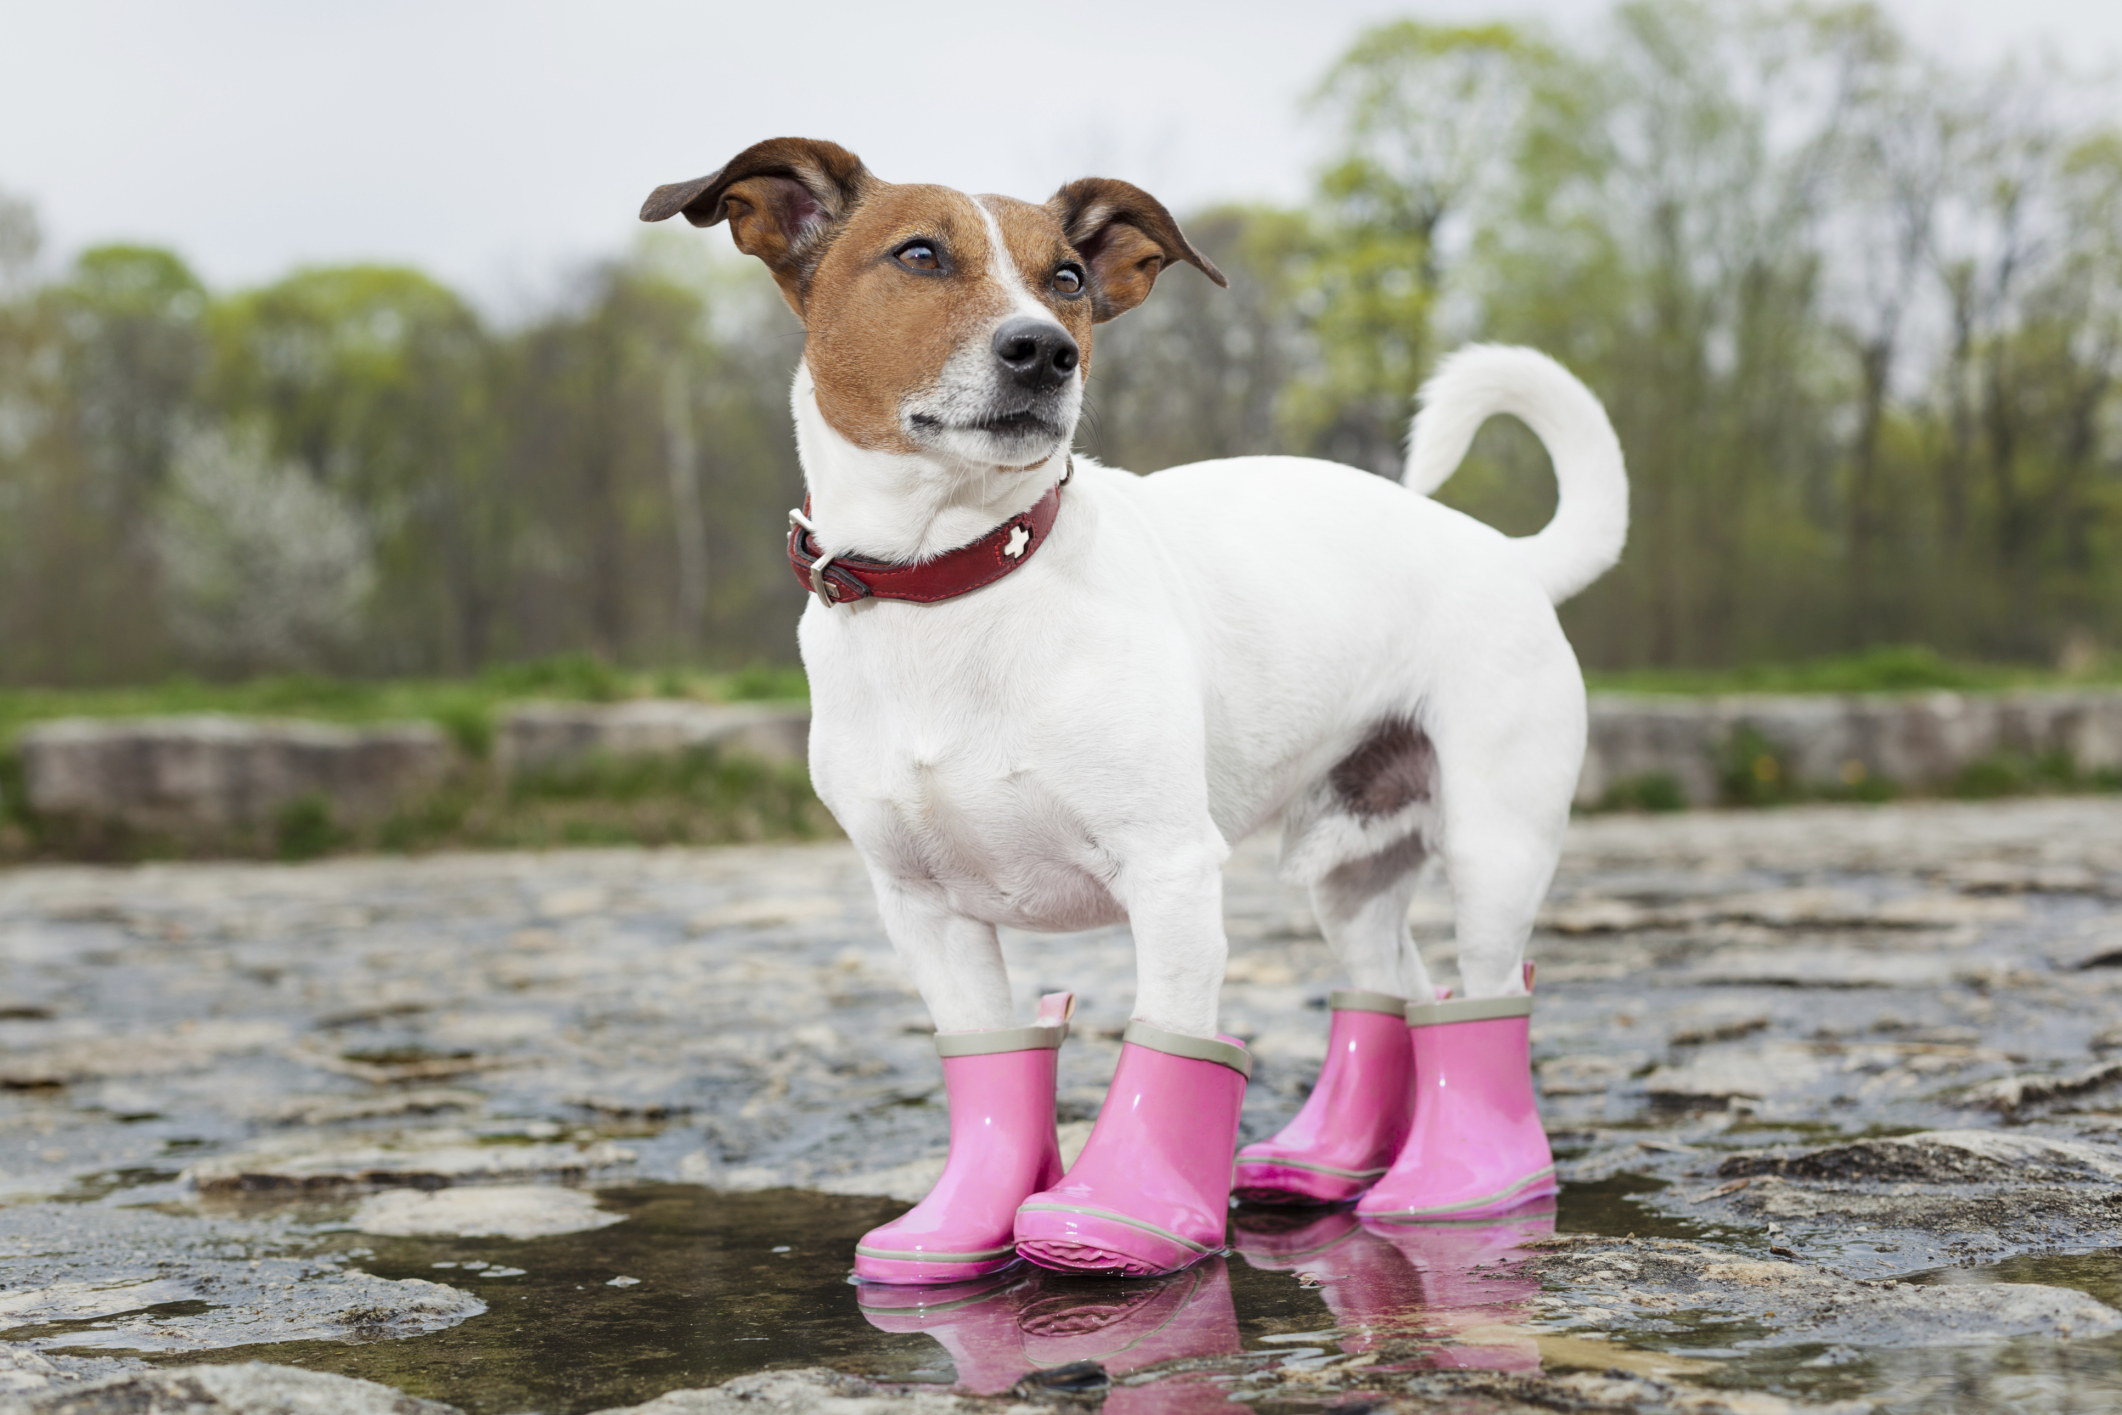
[1310,834,1434,1001]
[1232,832,1430,1206]
[1433,742,1572,1000]
[1354,698,1572,1223]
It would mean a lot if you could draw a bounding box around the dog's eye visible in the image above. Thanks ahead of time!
[896,243,941,271]
[1053,265,1084,295]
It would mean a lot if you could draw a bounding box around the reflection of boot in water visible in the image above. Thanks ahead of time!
[1360,1202,1556,1372]
[1015,1259,1242,1415]
[856,1273,1033,1395]
[1230,1209,1425,1355]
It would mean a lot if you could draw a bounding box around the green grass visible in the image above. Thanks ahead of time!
[0,653,810,757]
[1585,644,2118,696]
[1,649,2102,756]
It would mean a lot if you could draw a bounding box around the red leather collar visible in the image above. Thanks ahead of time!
[786,462,1068,609]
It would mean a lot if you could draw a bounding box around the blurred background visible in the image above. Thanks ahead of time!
[2,0,2119,689]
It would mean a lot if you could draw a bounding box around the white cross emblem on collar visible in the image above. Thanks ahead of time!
[1003,524,1031,559]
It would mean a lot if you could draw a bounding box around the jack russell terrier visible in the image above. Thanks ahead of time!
[643,138,1626,1283]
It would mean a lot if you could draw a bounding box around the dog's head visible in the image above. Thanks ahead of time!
[642,138,1225,473]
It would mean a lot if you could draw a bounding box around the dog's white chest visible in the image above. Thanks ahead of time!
[800,589,1174,934]
[821,717,1127,931]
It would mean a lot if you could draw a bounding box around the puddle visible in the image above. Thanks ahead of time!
[16,1183,2106,1414]
[1553,1170,1731,1241]
[111,1184,1638,1413]
[136,1188,920,1413]
[128,1186,1338,1413]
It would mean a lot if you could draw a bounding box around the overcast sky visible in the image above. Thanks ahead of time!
[3,0,2118,311]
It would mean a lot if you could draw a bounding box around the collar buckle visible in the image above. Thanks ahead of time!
[788,507,850,610]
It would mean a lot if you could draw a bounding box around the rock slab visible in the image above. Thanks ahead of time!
[1580,688,2122,806]
[19,716,450,837]
[496,701,809,775]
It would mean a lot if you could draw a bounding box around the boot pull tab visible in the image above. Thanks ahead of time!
[1434,986,1454,1002]
[1037,991,1076,1040]
[1523,961,1537,993]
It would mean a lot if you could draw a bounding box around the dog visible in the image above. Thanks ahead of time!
[643,138,1625,1282]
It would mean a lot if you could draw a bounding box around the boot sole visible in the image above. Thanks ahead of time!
[1233,1155,1389,1206]
[852,1242,1021,1285]
[1355,1165,1558,1221]
[1014,1201,1218,1278]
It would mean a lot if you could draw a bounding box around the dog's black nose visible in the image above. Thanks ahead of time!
[992,318,1079,390]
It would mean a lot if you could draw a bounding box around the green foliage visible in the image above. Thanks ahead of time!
[1951,750,2079,800]
[374,748,834,854]
[0,227,804,688]
[723,662,811,702]
[6,0,2122,700]
[273,794,345,862]
[428,695,497,760]
[1718,725,1798,807]
[1596,772,1688,812]
[1584,645,2074,695]
[0,745,33,856]
[477,652,630,702]
[1289,23,1553,473]
[1079,206,1316,471]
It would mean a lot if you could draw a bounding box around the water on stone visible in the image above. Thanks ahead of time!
[5,799,2122,1412]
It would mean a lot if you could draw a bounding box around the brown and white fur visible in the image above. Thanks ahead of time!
[642,138,1626,1043]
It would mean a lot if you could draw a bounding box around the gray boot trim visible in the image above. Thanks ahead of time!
[1121,1020,1252,1078]
[934,1022,1069,1058]
[1329,988,1409,1015]
[1404,993,1533,1028]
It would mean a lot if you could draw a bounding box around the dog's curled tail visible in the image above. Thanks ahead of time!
[1403,344,1628,604]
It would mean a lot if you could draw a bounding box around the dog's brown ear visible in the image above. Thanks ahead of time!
[641,138,873,312]
[1046,177,1227,322]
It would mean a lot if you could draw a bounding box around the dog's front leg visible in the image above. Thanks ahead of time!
[869,877,1014,1032]
[854,875,1075,1284]
[1013,827,1249,1278]
[1114,835,1230,1039]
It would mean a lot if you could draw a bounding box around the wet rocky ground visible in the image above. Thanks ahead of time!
[3,797,2121,1414]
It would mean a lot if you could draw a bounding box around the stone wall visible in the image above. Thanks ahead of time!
[9,705,815,848]
[494,701,809,775]
[11,693,2115,843]
[1580,690,2122,807]
[19,716,452,841]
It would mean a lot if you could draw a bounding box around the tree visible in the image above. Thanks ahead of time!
[1295,22,1552,475]
[1079,206,1314,472]
[153,424,374,672]
[209,266,500,671]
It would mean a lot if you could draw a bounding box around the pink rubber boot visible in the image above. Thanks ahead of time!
[1354,967,1557,1222]
[854,993,1075,1284]
[1013,1022,1250,1278]
[1233,989,1412,1204]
